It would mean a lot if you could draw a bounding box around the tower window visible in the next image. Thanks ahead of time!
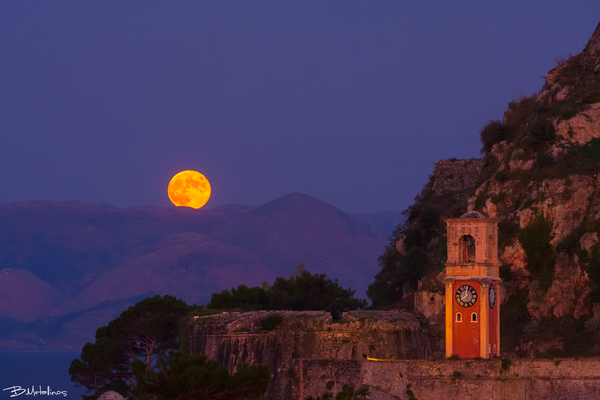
[429,296,435,302]
[460,235,476,263]
[456,313,462,322]
[471,313,478,322]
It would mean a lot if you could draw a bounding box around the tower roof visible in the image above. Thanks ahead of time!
[459,211,486,219]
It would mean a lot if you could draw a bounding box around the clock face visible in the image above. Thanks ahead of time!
[455,285,478,308]
[489,283,496,309]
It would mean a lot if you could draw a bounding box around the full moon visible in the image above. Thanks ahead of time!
[167,170,211,209]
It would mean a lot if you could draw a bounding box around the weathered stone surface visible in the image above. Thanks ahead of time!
[580,231,598,251]
[187,310,430,400]
[581,21,600,72]
[527,253,590,321]
[556,102,600,145]
[294,358,600,400]
[431,158,483,197]
[97,391,125,400]
[501,240,526,273]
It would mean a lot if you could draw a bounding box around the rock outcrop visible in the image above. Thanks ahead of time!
[374,21,600,358]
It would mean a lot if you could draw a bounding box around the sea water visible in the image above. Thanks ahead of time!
[0,352,87,399]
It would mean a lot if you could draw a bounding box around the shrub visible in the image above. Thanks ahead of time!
[518,216,553,276]
[495,170,511,183]
[523,119,556,153]
[501,288,530,352]
[535,153,554,169]
[480,120,510,153]
[504,94,538,130]
[260,314,283,331]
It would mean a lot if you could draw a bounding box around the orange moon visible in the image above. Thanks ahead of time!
[167,170,211,209]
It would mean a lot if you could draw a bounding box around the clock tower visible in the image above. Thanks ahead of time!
[444,211,500,359]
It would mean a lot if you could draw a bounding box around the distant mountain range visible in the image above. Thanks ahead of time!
[0,192,399,350]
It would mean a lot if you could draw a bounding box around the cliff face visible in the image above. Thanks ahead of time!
[372,21,600,358]
[469,22,600,357]
[186,310,430,400]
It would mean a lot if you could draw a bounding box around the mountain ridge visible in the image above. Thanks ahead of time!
[0,192,389,349]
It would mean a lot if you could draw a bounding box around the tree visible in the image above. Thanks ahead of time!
[71,294,270,400]
[131,351,269,400]
[208,285,268,310]
[209,267,367,319]
[268,269,367,319]
[70,295,188,399]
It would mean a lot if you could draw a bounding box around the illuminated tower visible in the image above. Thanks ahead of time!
[444,211,500,359]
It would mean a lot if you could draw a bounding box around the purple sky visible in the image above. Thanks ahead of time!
[1,2,599,214]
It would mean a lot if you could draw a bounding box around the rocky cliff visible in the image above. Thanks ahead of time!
[372,21,600,358]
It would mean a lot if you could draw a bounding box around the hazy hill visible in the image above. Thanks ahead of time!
[0,193,388,349]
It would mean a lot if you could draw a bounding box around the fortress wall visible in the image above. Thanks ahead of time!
[186,310,430,400]
[292,358,600,400]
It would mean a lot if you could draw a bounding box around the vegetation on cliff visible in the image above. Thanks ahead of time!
[367,182,466,309]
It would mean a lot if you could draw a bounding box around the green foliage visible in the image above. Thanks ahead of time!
[504,94,538,132]
[406,383,418,400]
[131,351,269,400]
[500,288,530,353]
[495,170,511,183]
[498,219,520,251]
[447,354,460,361]
[536,316,591,357]
[501,358,512,372]
[69,295,190,400]
[499,265,512,282]
[260,314,283,331]
[523,119,556,153]
[480,120,510,153]
[575,138,600,165]
[535,153,554,169]
[450,371,462,379]
[208,269,366,320]
[518,216,553,277]
[208,285,268,311]
[369,186,467,309]
[286,368,300,385]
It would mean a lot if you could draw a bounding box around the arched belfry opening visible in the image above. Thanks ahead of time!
[460,235,476,263]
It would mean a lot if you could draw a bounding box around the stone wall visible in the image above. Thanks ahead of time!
[431,158,484,197]
[186,310,430,400]
[292,358,600,400]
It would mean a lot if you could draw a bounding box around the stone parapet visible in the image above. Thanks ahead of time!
[292,358,600,400]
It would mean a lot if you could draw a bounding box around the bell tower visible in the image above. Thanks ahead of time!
[444,211,500,359]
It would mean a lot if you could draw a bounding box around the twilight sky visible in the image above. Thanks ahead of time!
[1,2,599,214]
